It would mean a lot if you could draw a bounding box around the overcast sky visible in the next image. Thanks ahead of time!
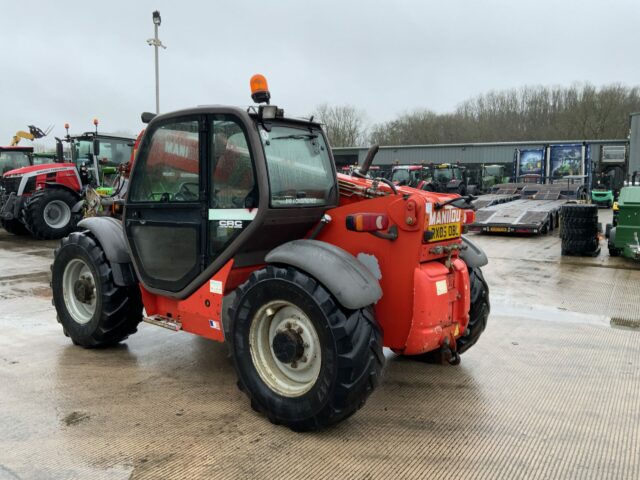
[1,0,639,147]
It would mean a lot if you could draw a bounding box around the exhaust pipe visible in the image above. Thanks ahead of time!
[353,144,379,178]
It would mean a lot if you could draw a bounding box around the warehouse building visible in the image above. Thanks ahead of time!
[333,113,640,180]
[333,138,629,169]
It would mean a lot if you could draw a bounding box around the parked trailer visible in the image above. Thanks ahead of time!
[471,182,528,209]
[470,183,584,234]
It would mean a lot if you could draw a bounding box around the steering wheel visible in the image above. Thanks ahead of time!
[173,182,199,201]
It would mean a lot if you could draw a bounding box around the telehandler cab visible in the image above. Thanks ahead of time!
[51,75,490,431]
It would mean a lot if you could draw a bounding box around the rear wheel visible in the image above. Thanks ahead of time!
[456,267,490,354]
[25,189,78,239]
[608,228,621,257]
[51,232,142,347]
[228,265,384,431]
[0,218,29,236]
[605,223,612,238]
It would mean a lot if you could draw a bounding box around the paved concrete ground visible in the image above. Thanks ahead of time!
[0,209,638,480]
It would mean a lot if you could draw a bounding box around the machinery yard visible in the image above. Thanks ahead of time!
[2,3,640,479]
[1,208,638,480]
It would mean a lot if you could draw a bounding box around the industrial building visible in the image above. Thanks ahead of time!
[334,112,640,178]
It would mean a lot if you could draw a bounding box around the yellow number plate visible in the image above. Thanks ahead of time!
[428,222,461,242]
[488,227,508,232]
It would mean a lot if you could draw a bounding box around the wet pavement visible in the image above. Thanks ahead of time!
[0,209,639,479]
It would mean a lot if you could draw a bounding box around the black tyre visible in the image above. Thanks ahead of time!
[562,238,599,253]
[0,218,29,236]
[51,231,142,347]
[228,265,384,431]
[608,227,621,257]
[561,204,598,218]
[24,189,78,239]
[562,216,599,227]
[456,267,490,354]
[561,226,598,239]
[605,223,612,239]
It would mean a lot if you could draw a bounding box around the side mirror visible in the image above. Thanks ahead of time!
[93,139,100,156]
[141,112,157,124]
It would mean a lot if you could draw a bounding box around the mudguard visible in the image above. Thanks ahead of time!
[460,235,488,268]
[77,216,136,286]
[265,239,382,310]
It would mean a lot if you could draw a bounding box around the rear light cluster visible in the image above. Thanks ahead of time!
[462,209,476,225]
[346,213,389,232]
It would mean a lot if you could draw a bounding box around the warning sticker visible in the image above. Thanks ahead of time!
[209,320,221,330]
[436,280,447,296]
[209,280,223,295]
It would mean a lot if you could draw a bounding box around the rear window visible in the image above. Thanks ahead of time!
[260,125,334,207]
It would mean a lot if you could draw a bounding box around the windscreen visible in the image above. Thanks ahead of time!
[0,150,31,174]
[433,168,453,182]
[484,165,503,177]
[391,169,411,184]
[72,138,132,167]
[260,124,334,207]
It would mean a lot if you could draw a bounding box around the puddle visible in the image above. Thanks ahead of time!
[492,298,611,327]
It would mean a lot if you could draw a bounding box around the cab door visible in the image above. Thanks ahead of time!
[124,116,206,293]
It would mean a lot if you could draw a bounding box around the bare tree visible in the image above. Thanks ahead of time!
[313,104,367,147]
[370,84,640,145]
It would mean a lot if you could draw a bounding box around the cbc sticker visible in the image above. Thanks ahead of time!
[260,129,269,141]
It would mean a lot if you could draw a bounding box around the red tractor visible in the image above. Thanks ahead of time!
[0,122,134,239]
[51,76,490,431]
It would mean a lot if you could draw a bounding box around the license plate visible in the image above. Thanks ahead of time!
[428,222,460,242]
[488,227,508,232]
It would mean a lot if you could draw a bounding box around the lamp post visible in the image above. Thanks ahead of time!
[147,11,167,114]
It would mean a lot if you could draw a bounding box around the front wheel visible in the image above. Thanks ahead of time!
[25,189,79,239]
[228,265,384,431]
[51,232,142,347]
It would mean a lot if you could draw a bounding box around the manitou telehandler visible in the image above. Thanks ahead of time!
[51,75,490,431]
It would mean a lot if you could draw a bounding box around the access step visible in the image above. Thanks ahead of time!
[143,314,182,331]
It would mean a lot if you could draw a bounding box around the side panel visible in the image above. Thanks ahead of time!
[140,260,234,342]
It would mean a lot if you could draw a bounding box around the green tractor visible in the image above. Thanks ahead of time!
[606,186,640,258]
[591,166,625,208]
[591,171,617,208]
[468,164,509,194]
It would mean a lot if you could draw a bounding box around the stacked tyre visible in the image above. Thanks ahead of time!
[560,204,600,256]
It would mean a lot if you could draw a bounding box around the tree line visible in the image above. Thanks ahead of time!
[314,84,640,148]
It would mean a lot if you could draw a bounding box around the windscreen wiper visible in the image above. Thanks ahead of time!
[271,134,318,140]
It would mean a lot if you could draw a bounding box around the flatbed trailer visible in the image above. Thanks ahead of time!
[471,183,528,209]
[470,183,585,235]
[472,193,521,209]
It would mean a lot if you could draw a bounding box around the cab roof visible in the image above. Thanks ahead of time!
[147,105,323,130]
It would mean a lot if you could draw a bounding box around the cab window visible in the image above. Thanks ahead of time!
[260,125,334,207]
[129,120,200,202]
[209,116,257,257]
[211,117,256,209]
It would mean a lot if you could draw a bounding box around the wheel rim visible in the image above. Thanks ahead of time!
[62,258,97,325]
[249,300,322,397]
[43,200,71,229]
